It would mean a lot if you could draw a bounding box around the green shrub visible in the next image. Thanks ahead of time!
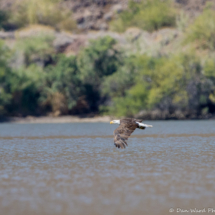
[108,53,214,117]
[109,83,149,117]
[0,40,13,115]
[0,10,9,29]
[1,39,49,116]
[6,65,45,116]
[9,0,76,31]
[110,0,176,32]
[102,57,137,98]
[185,8,215,50]
[204,58,215,78]
[15,34,55,67]
[204,58,215,105]
[77,36,121,80]
[42,54,81,114]
[77,36,123,112]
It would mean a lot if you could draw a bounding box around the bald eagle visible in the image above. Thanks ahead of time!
[110,118,153,149]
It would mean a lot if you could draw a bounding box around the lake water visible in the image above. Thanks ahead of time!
[0,120,215,215]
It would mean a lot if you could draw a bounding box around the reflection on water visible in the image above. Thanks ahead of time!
[0,121,215,215]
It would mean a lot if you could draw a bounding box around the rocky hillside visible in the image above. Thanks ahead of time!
[67,0,215,31]
[0,0,214,58]
[1,0,215,31]
[61,0,128,31]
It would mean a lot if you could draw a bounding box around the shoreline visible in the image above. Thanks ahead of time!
[0,116,112,124]
[0,115,214,124]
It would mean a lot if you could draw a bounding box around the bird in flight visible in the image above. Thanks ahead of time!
[110,118,153,149]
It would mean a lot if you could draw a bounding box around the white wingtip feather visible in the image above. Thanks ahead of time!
[138,122,153,128]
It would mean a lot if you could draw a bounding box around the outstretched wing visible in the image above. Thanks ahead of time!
[114,133,128,149]
[113,121,138,148]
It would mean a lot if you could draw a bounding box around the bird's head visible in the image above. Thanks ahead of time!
[110,120,120,124]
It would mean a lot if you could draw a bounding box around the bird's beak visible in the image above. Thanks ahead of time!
[110,121,114,124]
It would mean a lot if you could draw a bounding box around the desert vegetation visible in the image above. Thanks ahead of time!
[110,0,176,32]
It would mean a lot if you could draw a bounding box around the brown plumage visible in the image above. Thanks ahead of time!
[110,118,152,149]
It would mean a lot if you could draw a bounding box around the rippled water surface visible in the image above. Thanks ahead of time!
[0,121,215,215]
